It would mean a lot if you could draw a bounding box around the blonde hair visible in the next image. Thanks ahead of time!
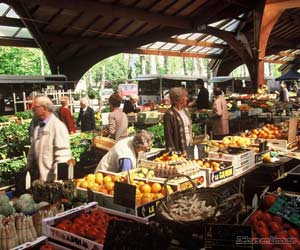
[169,87,186,106]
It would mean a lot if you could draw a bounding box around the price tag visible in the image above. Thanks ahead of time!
[57,162,69,180]
[205,224,252,249]
[113,182,136,209]
[259,141,267,152]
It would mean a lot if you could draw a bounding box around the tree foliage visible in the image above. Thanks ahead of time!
[0,47,50,75]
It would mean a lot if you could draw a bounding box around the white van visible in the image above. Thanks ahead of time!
[100,88,114,102]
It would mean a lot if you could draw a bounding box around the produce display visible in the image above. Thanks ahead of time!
[54,208,132,245]
[210,136,253,149]
[76,172,173,205]
[241,123,287,139]
[154,161,199,177]
[0,157,26,187]
[246,194,300,250]
[160,193,216,221]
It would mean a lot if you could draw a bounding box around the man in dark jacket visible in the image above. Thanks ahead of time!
[76,97,95,132]
[188,79,209,109]
[123,95,140,114]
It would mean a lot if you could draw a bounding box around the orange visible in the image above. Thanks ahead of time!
[151,183,162,193]
[104,181,115,192]
[138,181,145,189]
[141,193,154,204]
[80,180,89,189]
[153,193,164,200]
[99,188,108,194]
[141,184,151,193]
[95,173,103,184]
[103,175,112,184]
[85,174,95,183]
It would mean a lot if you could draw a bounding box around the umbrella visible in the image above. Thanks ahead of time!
[275,69,300,81]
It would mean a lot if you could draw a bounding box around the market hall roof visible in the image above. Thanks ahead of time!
[0,0,300,83]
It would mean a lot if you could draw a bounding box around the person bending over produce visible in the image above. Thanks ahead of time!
[95,130,154,173]
[25,95,72,182]
[105,93,128,140]
[163,87,193,154]
[211,87,229,140]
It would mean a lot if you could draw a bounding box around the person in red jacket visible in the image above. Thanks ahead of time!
[58,96,76,134]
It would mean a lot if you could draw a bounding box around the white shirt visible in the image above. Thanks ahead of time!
[178,109,191,146]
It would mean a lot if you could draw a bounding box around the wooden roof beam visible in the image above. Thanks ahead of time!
[0,37,37,47]
[0,16,25,27]
[18,0,192,29]
[128,48,220,59]
[164,37,228,49]
[43,33,125,47]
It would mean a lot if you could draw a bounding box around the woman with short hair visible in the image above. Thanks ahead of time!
[95,130,154,172]
[58,96,76,134]
[107,93,128,140]
[163,87,193,154]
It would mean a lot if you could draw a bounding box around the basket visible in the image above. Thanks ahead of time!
[156,174,217,224]
[93,136,116,151]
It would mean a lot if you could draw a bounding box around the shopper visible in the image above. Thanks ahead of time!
[123,95,140,114]
[58,96,76,134]
[25,95,72,182]
[95,130,154,172]
[105,93,128,140]
[279,83,291,115]
[163,87,193,154]
[188,78,209,109]
[211,87,229,140]
[76,97,95,132]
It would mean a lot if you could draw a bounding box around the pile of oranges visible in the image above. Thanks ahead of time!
[76,173,125,196]
[76,173,173,205]
[242,124,286,140]
[134,181,173,205]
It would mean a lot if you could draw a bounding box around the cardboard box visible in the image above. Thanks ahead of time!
[42,202,148,250]
[208,148,254,162]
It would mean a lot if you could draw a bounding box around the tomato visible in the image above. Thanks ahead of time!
[73,217,85,226]
[269,221,283,235]
[56,222,69,231]
[263,194,277,209]
[272,216,283,225]
[288,228,299,239]
[261,212,273,223]
[86,228,100,240]
[79,213,90,221]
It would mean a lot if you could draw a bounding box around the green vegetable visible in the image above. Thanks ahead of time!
[0,194,9,204]
[0,116,9,122]
[0,203,15,216]
[147,123,165,148]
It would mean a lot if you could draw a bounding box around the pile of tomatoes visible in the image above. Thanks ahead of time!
[247,194,300,250]
[55,209,130,245]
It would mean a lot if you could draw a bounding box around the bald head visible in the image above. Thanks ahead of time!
[80,97,89,109]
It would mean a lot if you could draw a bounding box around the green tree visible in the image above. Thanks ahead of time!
[0,47,50,75]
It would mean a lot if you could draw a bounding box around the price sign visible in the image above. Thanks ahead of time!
[259,141,268,152]
[113,181,136,209]
[205,224,252,249]
[137,199,161,217]
[57,162,69,180]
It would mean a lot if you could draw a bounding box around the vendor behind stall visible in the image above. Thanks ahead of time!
[211,87,229,140]
[95,130,154,173]
[123,95,140,114]
[163,87,193,154]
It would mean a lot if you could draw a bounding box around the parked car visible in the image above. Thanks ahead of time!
[100,88,114,102]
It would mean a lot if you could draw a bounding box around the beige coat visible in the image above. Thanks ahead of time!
[212,95,229,135]
[27,114,72,181]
